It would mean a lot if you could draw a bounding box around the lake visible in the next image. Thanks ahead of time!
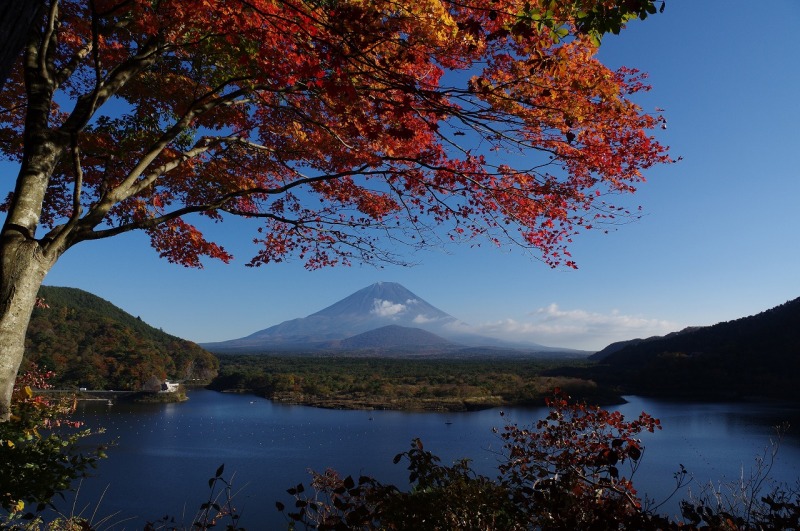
[52,389,800,530]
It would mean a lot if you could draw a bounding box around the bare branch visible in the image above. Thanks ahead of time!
[37,0,59,84]
[68,133,83,223]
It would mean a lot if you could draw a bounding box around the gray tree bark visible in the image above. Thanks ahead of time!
[0,0,73,419]
[0,122,69,421]
[0,1,164,419]
[0,238,54,420]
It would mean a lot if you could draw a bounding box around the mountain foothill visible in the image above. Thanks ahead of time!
[25,286,219,391]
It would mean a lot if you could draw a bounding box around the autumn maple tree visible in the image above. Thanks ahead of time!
[0,0,668,419]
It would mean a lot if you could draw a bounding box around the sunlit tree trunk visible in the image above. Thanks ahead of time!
[0,237,53,420]
[0,1,81,419]
[0,135,68,421]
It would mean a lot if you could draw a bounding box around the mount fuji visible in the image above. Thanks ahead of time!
[201,282,577,355]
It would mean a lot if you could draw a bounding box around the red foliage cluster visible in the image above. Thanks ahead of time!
[496,389,661,527]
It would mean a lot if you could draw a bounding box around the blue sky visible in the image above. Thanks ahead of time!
[6,1,800,351]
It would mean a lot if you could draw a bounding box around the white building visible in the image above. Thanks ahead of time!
[159,380,180,393]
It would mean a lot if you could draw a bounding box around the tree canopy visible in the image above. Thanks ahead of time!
[1,0,669,270]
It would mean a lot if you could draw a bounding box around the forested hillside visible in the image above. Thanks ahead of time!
[208,355,619,410]
[24,286,218,390]
[574,297,800,400]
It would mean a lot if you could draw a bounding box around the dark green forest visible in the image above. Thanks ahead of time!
[24,286,218,390]
[556,297,800,401]
[209,355,617,410]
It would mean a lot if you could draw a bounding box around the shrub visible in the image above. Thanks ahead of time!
[495,390,661,528]
[279,391,800,530]
[0,364,106,518]
[279,390,673,529]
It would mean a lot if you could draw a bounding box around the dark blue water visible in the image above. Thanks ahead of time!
[55,390,800,529]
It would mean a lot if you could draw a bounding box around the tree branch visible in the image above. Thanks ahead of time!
[68,133,83,223]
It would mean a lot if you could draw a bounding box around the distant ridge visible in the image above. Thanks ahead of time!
[581,296,800,400]
[201,282,572,355]
[590,327,703,361]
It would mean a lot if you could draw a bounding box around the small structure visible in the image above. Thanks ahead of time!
[142,376,180,393]
[159,380,180,393]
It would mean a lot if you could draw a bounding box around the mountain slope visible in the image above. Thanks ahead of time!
[26,286,218,389]
[329,325,456,351]
[237,282,459,346]
[201,282,562,353]
[584,297,800,400]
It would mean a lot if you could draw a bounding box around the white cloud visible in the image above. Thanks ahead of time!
[372,299,407,317]
[471,303,680,351]
[442,319,478,334]
[413,314,434,323]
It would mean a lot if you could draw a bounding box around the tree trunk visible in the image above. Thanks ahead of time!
[0,1,73,420]
[0,0,45,91]
[0,131,67,421]
[0,236,55,420]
